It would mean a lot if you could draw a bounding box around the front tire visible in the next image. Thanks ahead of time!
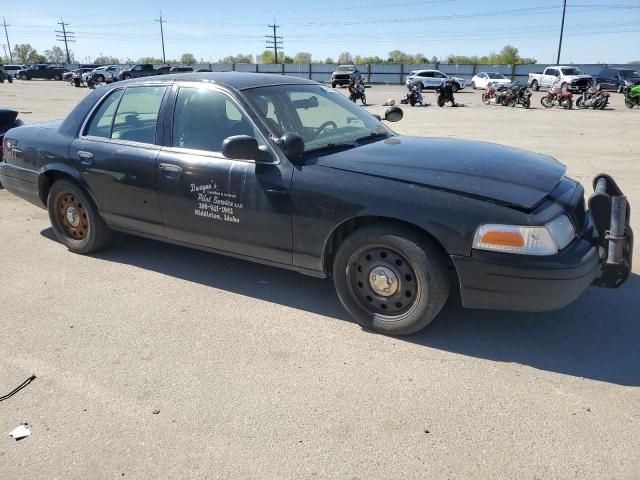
[332,224,450,336]
[47,179,113,254]
[332,81,337,88]
[360,94,367,105]
[437,94,445,107]
[625,97,635,108]
[562,97,573,109]
[541,95,553,108]
[470,81,476,89]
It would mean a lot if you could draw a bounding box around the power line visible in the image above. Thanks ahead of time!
[266,21,283,64]
[55,19,75,64]
[2,17,12,62]
[155,10,167,63]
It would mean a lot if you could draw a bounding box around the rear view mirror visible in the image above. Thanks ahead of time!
[384,106,403,122]
[222,135,270,162]
[292,96,319,110]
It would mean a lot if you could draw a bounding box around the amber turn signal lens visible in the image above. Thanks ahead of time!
[481,230,525,248]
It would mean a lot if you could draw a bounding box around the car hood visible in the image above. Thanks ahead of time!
[566,75,592,81]
[314,136,566,209]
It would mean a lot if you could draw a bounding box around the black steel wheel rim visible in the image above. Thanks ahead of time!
[347,246,420,318]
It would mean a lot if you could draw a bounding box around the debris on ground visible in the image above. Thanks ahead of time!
[8,424,31,440]
[0,374,36,402]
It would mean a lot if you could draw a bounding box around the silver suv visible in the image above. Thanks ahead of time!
[406,69,465,91]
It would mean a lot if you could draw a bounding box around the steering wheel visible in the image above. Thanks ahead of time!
[311,120,337,140]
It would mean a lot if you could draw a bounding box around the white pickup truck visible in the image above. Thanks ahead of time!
[528,66,592,93]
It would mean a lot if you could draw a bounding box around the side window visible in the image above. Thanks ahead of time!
[172,88,257,153]
[132,66,141,71]
[111,86,166,144]
[85,89,125,138]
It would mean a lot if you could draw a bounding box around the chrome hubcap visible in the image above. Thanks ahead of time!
[66,207,80,227]
[369,266,399,297]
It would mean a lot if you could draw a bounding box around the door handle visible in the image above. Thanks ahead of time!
[78,151,93,165]
[265,187,288,196]
[159,163,182,174]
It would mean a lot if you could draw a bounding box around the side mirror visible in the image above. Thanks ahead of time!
[384,106,403,122]
[222,135,268,161]
[279,132,305,159]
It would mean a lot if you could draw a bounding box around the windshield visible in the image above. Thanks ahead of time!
[561,67,583,75]
[244,84,390,154]
[620,70,640,78]
[487,73,505,79]
[337,66,353,72]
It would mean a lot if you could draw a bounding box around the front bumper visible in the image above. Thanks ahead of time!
[453,175,632,312]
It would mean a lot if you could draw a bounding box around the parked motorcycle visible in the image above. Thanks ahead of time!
[577,82,609,110]
[623,82,640,109]
[541,80,573,109]
[348,79,367,105]
[507,83,532,108]
[400,83,424,106]
[436,79,458,107]
[482,82,510,106]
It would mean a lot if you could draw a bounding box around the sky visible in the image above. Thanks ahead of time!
[2,0,639,64]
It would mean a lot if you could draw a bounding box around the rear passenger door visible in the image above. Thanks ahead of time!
[70,85,168,236]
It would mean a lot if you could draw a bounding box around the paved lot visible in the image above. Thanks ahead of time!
[1,80,639,479]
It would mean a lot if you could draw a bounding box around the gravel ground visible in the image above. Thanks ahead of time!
[0,79,639,480]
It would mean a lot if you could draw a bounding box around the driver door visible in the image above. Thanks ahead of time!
[156,86,294,265]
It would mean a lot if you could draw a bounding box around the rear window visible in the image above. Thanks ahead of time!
[85,86,166,144]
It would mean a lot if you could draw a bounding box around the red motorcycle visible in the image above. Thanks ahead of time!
[541,79,573,109]
[481,82,510,106]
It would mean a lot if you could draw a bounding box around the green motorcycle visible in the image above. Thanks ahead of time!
[624,82,640,108]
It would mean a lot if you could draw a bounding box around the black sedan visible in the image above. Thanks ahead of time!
[0,73,633,335]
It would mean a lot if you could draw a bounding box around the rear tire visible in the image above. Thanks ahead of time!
[361,95,367,105]
[523,97,531,109]
[530,80,539,91]
[437,94,445,107]
[625,97,635,109]
[20,73,28,80]
[332,224,450,336]
[470,81,476,89]
[47,179,113,254]
[562,97,573,109]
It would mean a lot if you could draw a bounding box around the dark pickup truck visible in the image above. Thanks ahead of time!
[118,64,171,80]
[16,64,67,81]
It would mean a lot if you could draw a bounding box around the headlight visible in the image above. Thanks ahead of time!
[473,214,576,255]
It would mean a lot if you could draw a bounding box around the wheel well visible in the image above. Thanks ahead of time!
[322,216,450,276]
[38,171,77,206]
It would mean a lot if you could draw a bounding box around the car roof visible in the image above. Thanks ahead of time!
[122,72,318,90]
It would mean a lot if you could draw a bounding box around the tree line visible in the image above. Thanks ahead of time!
[8,44,638,66]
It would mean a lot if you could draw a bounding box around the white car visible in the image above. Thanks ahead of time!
[405,70,465,91]
[82,65,122,83]
[470,72,512,90]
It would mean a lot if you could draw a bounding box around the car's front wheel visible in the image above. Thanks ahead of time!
[332,224,450,336]
[47,179,113,254]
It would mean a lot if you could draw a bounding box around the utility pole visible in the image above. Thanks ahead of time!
[266,21,283,64]
[2,17,12,62]
[155,11,167,63]
[55,19,75,64]
[556,0,567,64]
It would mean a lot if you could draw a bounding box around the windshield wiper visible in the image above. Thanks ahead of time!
[305,141,357,154]
[354,131,388,143]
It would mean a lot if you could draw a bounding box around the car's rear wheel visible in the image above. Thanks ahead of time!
[55,74,62,80]
[332,224,450,336]
[20,73,28,80]
[47,179,113,254]
[530,80,539,91]
[470,81,476,89]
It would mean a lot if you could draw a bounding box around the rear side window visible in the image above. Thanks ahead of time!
[85,89,124,138]
[111,86,167,144]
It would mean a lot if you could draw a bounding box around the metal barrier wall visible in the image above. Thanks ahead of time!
[69,63,637,84]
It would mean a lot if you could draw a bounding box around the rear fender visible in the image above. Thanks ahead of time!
[37,163,97,207]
